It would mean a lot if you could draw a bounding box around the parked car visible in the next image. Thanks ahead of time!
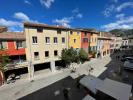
[123,57,133,70]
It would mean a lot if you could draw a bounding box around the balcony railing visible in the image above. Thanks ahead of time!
[4,61,29,70]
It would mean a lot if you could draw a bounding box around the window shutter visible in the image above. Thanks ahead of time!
[2,42,7,49]
[22,41,26,48]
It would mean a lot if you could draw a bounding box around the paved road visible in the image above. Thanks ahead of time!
[99,50,133,85]
[0,56,111,100]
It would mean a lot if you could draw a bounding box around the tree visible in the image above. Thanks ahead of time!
[109,29,133,36]
[79,48,88,63]
[60,48,79,67]
[0,49,10,81]
[60,48,89,68]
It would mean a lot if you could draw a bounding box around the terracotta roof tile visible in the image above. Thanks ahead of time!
[24,22,68,30]
[0,32,25,40]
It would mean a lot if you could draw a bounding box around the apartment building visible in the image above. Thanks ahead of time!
[81,30,91,53]
[128,35,133,49]
[24,22,69,73]
[0,29,26,65]
[89,31,99,53]
[114,36,123,50]
[110,35,116,54]
[68,29,81,50]
[97,32,112,58]
[0,27,26,85]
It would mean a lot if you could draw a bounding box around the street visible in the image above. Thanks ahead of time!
[0,50,133,100]
[99,50,133,85]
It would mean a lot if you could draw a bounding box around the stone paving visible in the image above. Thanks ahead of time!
[0,56,111,100]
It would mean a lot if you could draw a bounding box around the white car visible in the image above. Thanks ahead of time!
[124,57,133,70]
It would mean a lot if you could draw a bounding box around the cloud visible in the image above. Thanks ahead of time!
[103,5,115,17]
[14,12,30,22]
[53,17,73,27]
[101,16,133,31]
[24,0,32,5]
[116,2,133,12]
[0,18,22,31]
[72,8,83,18]
[14,12,38,23]
[112,0,118,3]
[76,13,83,18]
[116,13,125,19]
[53,8,83,27]
[40,0,54,8]
[0,18,22,27]
[0,12,38,31]
[72,8,79,13]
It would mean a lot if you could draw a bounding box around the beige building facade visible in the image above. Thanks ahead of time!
[24,22,69,73]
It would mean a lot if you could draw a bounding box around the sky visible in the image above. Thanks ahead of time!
[0,0,133,32]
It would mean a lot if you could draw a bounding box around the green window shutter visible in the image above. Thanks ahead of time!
[22,41,26,48]
[2,42,7,49]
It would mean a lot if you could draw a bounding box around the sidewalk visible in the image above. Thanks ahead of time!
[71,56,111,78]
[0,56,111,100]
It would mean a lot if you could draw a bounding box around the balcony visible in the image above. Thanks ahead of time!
[4,60,29,71]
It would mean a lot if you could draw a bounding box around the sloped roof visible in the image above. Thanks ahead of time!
[24,22,69,30]
[0,26,7,33]
[97,78,132,100]
[0,32,25,40]
[79,75,103,94]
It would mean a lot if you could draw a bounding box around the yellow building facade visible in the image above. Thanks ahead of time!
[97,32,112,58]
[89,32,98,52]
[68,30,81,49]
[24,22,69,73]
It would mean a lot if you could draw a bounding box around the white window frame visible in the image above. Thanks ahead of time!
[45,37,50,44]
[32,36,38,44]
[16,41,23,49]
[53,37,58,44]
[62,37,65,44]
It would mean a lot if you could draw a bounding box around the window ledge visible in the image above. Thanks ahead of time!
[32,43,38,45]
[46,43,50,45]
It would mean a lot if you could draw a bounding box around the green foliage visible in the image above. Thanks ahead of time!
[79,49,88,63]
[60,48,89,67]
[89,51,96,58]
[60,48,79,67]
[109,29,133,36]
[0,49,10,72]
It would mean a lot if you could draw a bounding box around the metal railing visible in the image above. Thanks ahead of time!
[4,61,29,70]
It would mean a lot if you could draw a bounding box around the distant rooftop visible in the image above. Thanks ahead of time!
[0,32,25,40]
[24,22,69,30]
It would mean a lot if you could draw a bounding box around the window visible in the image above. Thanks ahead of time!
[84,32,87,36]
[62,37,65,43]
[45,51,49,57]
[74,39,76,43]
[34,52,39,60]
[0,42,3,49]
[95,38,97,42]
[37,28,43,33]
[53,37,58,44]
[57,29,61,34]
[0,42,7,49]
[77,31,80,35]
[70,31,73,35]
[32,36,37,44]
[91,38,93,42]
[83,38,88,43]
[54,50,58,56]
[16,41,23,49]
[45,37,50,44]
